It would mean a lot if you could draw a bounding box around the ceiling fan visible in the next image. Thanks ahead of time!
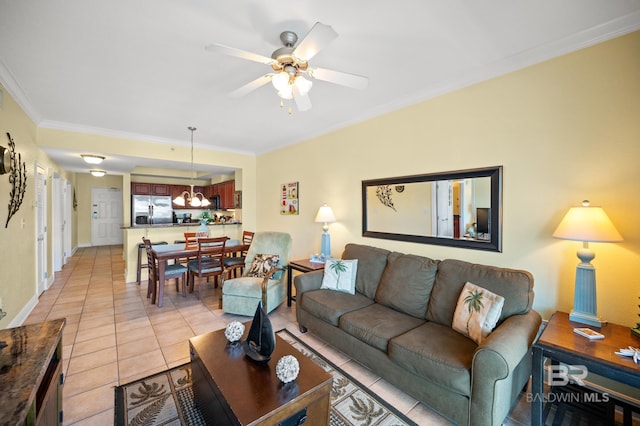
[205,22,368,113]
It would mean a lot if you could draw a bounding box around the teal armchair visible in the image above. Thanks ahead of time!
[221,232,292,316]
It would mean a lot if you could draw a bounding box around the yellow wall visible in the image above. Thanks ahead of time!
[256,32,640,326]
[0,84,73,327]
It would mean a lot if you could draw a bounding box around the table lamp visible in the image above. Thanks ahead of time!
[314,204,336,259]
[552,200,623,327]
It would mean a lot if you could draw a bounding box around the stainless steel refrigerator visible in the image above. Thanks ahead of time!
[132,195,173,225]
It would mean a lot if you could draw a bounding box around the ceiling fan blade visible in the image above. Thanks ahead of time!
[229,74,273,98]
[308,67,369,90]
[293,22,338,62]
[205,43,275,65]
[292,86,312,111]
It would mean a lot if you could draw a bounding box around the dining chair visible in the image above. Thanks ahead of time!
[187,236,227,299]
[136,240,167,285]
[224,230,254,278]
[221,232,292,316]
[142,237,188,302]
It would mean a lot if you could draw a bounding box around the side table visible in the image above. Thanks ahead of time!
[531,311,640,425]
[287,259,325,306]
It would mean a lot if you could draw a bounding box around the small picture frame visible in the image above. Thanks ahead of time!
[281,182,299,215]
[234,190,242,209]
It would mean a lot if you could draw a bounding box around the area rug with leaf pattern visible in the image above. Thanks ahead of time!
[114,329,417,426]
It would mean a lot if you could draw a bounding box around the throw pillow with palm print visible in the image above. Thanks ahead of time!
[452,282,505,344]
[320,259,358,294]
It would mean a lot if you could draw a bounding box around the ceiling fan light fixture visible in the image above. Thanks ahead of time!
[272,72,290,91]
[278,86,293,100]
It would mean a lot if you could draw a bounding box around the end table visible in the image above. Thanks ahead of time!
[287,259,325,306]
[531,311,640,425]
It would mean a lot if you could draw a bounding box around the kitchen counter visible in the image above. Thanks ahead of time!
[123,221,241,229]
[122,222,243,283]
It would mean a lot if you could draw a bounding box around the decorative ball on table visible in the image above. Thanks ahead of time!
[224,321,245,345]
[275,355,300,384]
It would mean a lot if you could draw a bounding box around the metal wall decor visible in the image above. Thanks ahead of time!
[4,133,27,228]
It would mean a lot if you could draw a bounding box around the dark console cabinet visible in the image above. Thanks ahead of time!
[0,319,65,425]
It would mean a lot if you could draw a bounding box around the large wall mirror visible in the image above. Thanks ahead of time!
[362,166,503,252]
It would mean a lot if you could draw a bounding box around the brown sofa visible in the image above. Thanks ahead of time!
[295,243,541,426]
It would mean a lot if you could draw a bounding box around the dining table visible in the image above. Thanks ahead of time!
[151,239,249,307]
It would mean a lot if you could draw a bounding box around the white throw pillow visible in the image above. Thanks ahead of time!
[321,259,358,295]
[452,282,505,344]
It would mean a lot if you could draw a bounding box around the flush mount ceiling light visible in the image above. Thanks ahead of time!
[205,22,368,114]
[81,154,105,165]
[172,127,211,208]
[90,169,106,177]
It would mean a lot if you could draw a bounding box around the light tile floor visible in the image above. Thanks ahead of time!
[25,245,532,425]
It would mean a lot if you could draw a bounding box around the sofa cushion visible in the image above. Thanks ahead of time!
[321,259,358,294]
[300,289,373,326]
[374,252,439,318]
[339,304,425,352]
[342,244,390,299]
[452,282,505,344]
[426,259,534,327]
[389,321,477,396]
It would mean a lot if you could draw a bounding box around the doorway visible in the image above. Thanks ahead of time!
[91,187,123,246]
[35,164,47,294]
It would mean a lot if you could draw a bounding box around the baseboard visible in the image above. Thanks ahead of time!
[11,294,39,327]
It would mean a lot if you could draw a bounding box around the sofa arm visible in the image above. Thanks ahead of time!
[294,269,324,297]
[470,309,542,426]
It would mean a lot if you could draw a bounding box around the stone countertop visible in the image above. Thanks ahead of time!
[123,222,242,229]
[0,318,65,425]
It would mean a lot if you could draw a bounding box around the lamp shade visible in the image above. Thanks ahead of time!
[552,200,623,242]
[314,204,336,223]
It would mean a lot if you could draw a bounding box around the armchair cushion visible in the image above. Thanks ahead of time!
[246,254,280,278]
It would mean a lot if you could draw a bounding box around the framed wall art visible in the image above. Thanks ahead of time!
[280,182,299,215]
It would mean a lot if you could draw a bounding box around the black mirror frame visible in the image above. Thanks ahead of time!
[362,166,503,252]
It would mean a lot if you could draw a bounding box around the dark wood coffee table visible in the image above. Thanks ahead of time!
[189,327,332,425]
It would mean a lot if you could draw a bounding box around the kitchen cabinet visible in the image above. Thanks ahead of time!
[132,182,170,196]
[131,182,151,195]
[152,184,170,196]
[219,180,235,209]
[209,181,235,209]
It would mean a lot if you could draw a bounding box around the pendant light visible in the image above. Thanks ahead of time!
[172,127,211,208]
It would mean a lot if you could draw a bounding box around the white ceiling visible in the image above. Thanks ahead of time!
[1,1,639,176]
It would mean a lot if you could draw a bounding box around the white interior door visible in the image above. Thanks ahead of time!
[435,180,454,238]
[91,187,123,246]
[35,164,47,294]
[64,181,72,263]
[52,174,63,271]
